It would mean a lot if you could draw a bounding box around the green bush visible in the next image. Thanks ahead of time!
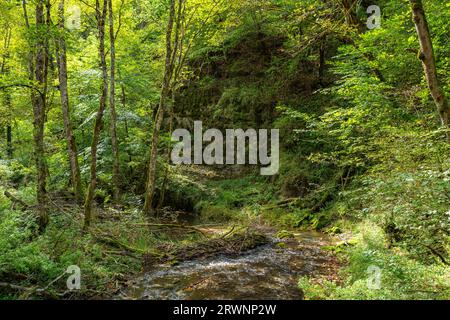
[299,223,450,300]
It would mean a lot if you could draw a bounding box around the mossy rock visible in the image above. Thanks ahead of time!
[276,230,295,239]
[276,242,287,249]
[169,259,180,266]
[325,225,343,234]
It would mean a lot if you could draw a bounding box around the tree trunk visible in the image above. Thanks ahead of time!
[119,72,133,177]
[84,0,109,230]
[33,0,50,231]
[56,0,83,203]
[1,26,13,159]
[143,0,176,216]
[5,93,12,159]
[157,92,175,210]
[1,94,13,160]
[410,0,450,142]
[318,38,326,86]
[108,0,120,203]
[157,0,184,210]
[6,122,12,159]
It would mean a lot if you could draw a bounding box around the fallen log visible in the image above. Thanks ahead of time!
[144,230,270,269]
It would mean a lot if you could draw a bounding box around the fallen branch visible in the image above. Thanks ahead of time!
[0,282,29,291]
[133,223,208,237]
[261,198,300,211]
[104,249,141,260]
[0,271,67,299]
[220,225,236,239]
[92,233,147,255]
[4,190,29,210]
[424,245,449,266]
[0,83,45,100]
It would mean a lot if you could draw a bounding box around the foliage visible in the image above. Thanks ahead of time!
[0,0,449,300]
[299,223,450,300]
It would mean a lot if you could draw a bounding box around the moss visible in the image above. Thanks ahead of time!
[276,230,295,239]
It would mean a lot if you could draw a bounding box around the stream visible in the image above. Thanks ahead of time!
[120,230,338,300]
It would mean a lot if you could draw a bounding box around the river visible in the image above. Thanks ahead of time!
[119,230,338,300]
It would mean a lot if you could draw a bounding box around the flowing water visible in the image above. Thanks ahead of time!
[121,231,338,300]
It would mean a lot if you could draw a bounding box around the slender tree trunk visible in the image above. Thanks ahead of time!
[1,93,13,161]
[84,0,109,230]
[6,124,12,158]
[143,0,176,216]
[119,72,133,176]
[120,81,128,138]
[1,26,13,159]
[56,0,83,203]
[22,0,35,94]
[157,0,183,210]
[32,0,50,231]
[410,0,450,142]
[108,0,120,203]
[157,91,174,210]
[318,38,326,86]
[5,94,12,159]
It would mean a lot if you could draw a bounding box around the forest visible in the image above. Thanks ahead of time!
[0,0,449,300]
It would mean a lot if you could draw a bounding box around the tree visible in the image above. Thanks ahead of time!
[0,23,12,158]
[84,0,109,230]
[108,0,121,203]
[145,0,228,214]
[56,0,83,203]
[29,0,50,231]
[158,0,185,209]
[143,0,177,216]
[410,0,450,142]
